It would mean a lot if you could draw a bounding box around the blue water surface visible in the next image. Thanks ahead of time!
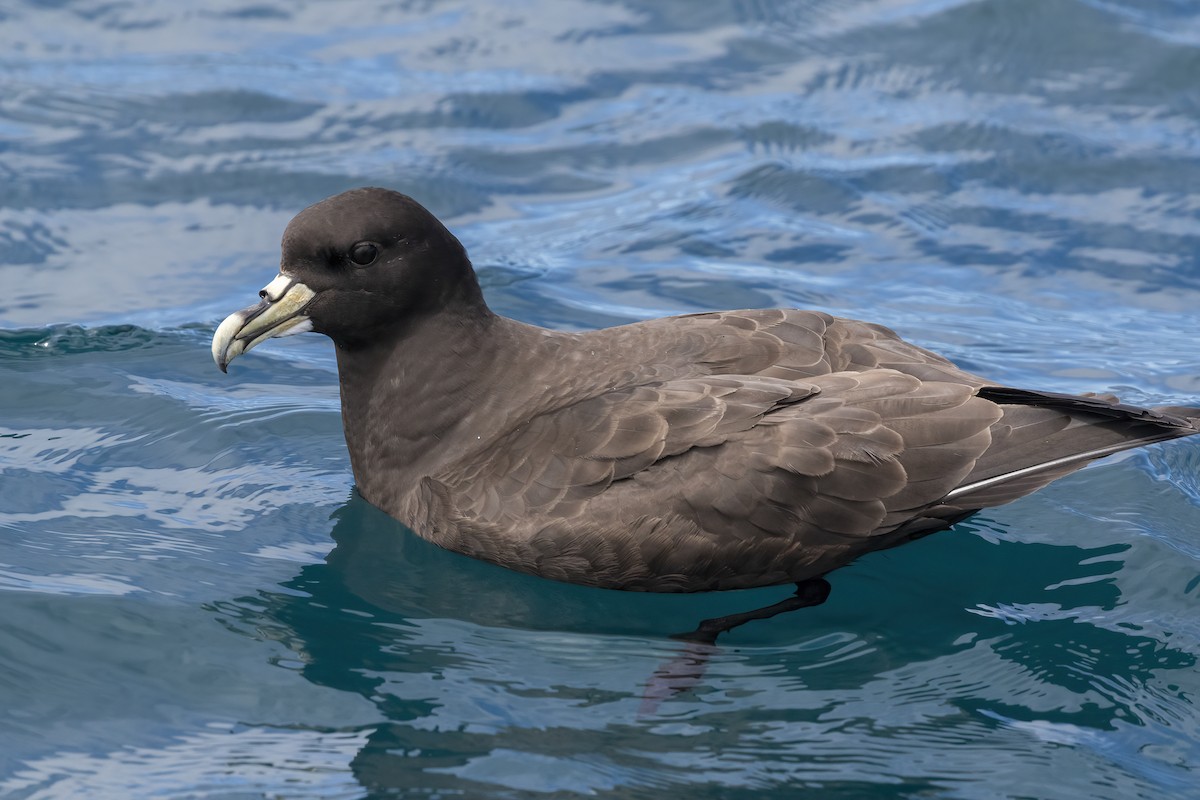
[2,1,1200,797]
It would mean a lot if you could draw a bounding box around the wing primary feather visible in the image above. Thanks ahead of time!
[943,437,1175,502]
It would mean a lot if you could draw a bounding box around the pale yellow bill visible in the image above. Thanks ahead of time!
[212,274,316,372]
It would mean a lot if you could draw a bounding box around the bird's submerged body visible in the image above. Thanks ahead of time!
[213,187,1200,596]
[332,306,1197,592]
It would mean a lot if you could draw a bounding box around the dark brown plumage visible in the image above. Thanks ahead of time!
[212,187,1200,597]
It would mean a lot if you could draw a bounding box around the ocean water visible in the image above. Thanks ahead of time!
[3,0,1200,797]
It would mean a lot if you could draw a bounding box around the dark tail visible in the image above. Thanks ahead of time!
[943,387,1200,509]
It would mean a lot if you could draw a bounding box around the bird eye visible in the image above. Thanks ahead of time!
[349,242,379,266]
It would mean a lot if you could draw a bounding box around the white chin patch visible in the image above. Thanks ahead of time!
[274,317,313,338]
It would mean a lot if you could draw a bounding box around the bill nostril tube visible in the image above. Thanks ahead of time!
[258,276,296,303]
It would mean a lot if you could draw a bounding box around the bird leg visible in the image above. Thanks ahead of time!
[639,639,719,716]
[671,578,832,645]
[640,579,834,715]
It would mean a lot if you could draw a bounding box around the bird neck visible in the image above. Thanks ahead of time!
[332,308,539,507]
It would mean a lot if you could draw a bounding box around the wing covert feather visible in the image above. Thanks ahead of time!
[440,369,1002,555]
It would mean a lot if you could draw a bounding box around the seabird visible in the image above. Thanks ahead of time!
[212,188,1199,637]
